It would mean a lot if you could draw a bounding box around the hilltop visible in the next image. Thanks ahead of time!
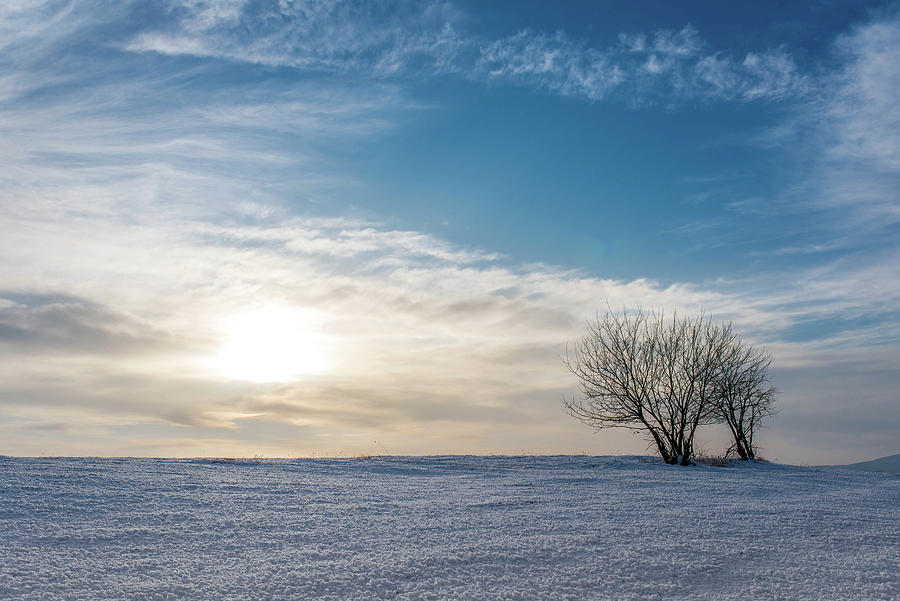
[829,453,900,474]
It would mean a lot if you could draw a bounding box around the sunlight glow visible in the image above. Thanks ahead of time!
[212,305,330,383]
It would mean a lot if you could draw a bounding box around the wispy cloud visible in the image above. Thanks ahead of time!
[784,10,899,235]
[671,10,900,268]
[473,26,809,103]
[124,0,466,73]
[120,1,809,105]
[817,9,900,226]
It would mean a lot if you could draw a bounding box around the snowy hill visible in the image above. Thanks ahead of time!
[831,453,900,474]
[1,455,897,600]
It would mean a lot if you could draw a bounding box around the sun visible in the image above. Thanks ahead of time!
[212,305,330,383]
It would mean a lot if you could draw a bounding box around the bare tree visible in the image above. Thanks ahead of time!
[563,309,730,465]
[713,336,776,460]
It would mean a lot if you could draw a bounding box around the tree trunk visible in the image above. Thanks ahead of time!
[646,424,676,464]
[734,431,751,460]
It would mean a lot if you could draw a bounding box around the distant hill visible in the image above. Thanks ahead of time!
[830,453,900,474]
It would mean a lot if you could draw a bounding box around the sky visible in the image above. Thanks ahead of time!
[1,0,898,464]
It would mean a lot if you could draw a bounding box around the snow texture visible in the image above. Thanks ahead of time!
[1,455,897,600]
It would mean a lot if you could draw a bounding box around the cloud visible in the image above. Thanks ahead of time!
[0,1,896,461]
[474,26,809,104]
[0,1,812,113]
[830,11,900,171]
[671,11,900,325]
[2,197,897,460]
[123,0,467,74]
[816,9,900,230]
[118,1,809,105]
[0,293,183,356]
[715,9,900,243]
[4,171,895,457]
[194,220,501,264]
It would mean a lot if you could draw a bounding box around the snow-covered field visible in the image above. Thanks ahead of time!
[1,455,897,600]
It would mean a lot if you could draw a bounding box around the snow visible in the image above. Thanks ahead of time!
[1,455,897,600]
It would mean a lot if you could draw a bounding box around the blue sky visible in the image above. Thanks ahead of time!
[0,1,898,462]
